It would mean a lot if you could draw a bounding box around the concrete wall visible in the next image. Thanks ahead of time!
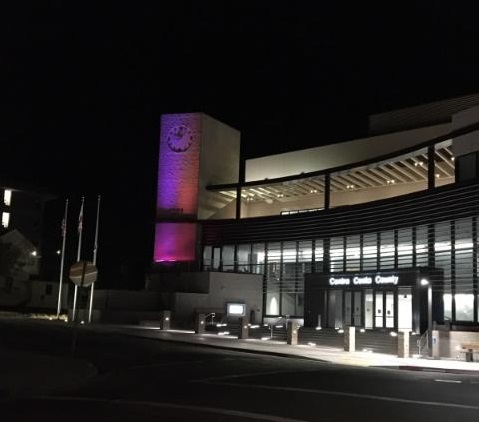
[245,124,450,182]
[92,289,166,311]
[198,114,240,220]
[433,329,479,359]
[452,105,479,158]
[171,272,263,326]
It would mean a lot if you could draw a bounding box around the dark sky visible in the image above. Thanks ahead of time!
[2,1,479,287]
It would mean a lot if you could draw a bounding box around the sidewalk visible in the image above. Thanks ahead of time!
[93,324,479,374]
[0,349,97,397]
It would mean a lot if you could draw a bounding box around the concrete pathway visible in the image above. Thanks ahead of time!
[92,324,479,374]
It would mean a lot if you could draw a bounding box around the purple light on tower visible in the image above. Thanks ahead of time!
[154,113,201,262]
[154,222,197,262]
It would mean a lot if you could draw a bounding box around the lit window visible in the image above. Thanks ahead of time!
[2,212,10,228]
[4,189,11,206]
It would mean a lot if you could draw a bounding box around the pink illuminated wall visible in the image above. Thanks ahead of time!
[154,113,201,262]
[154,222,197,262]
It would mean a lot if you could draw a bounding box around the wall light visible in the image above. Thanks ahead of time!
[420,278,429,286]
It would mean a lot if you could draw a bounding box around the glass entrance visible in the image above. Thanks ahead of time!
[344,290,362,327]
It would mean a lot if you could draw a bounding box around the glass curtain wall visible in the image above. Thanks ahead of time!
[204,217,477,323]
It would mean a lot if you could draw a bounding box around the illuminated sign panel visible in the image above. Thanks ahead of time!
[329,274,399,286]
[227,303,246,316]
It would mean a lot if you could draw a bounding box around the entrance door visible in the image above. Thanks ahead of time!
[385,291,395,328]
[353,291,362,326]
[364,290,373,329]
[398,287,412,330]
[344,290,362,327]
[344,291,352,326]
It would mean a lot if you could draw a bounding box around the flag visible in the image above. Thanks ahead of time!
[78,200,84,234]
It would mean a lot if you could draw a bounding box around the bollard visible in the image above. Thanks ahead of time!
[195,313,206,334]
[398,330,410,358]
[287,320,299,345]
[238,317,249,339]
[160,310,171,330]
[431,329,440,359]
[344,326,355,352]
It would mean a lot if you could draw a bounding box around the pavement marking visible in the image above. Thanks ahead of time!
[434,379,462,384]
[30,397,312,422]
[200,380,479,411]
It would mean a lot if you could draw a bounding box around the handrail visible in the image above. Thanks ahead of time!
[206,121,479,192]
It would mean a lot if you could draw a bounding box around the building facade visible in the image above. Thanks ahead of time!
[154,95,479,331]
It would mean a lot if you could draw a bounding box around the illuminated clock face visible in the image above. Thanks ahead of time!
[167,125,195,152]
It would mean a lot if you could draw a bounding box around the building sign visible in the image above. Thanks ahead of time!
[329,274,399,286]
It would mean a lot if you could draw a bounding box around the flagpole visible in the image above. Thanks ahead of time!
[72,196,84,322]
[88,194,101,323]
[56,199,69,319]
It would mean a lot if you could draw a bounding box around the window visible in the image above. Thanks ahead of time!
[455,294,474,322]
[2,212,10,228]
[3,189,12,206]
[346,235,360,271]
[330,237,344,272]
[202,246,212,270]
[222,245,235,271]
[397,228,413,268]
[380,231,395,269]
[237,244,251,273]
[362,233,377,270]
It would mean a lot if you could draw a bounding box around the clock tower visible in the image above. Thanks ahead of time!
[154,113,240,264]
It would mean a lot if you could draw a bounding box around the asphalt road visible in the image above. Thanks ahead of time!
[2,319,479,422]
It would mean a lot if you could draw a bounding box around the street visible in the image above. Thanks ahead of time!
[1,319,479,421]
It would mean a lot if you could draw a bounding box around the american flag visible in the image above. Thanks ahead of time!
[78,201,84,234]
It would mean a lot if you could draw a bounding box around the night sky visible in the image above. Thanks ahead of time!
[2,2,479,288]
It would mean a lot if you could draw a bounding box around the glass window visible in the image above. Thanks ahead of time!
[455,294,474,321]
[203,246,212,270]
[380,231,395,269]
[212,247,221,270]
[314,239,324,272]
[415,225,428,266]
[443,293,452,321]
[266,242,281,316]
[346,235,360,271]
[455,218,473,295]
[385,292,394,328]
[364,290,374,329]
[397,228,413,268]
[252,243,265,274]
[1,212,10,228]
[281,242,298,316]
[434,140,455,187]
[222,245,235,272]
[362,233,377,271]
[237,244,251,273]
[3,189,12,206]
[330,237,344,272]
[435,222,451,294]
